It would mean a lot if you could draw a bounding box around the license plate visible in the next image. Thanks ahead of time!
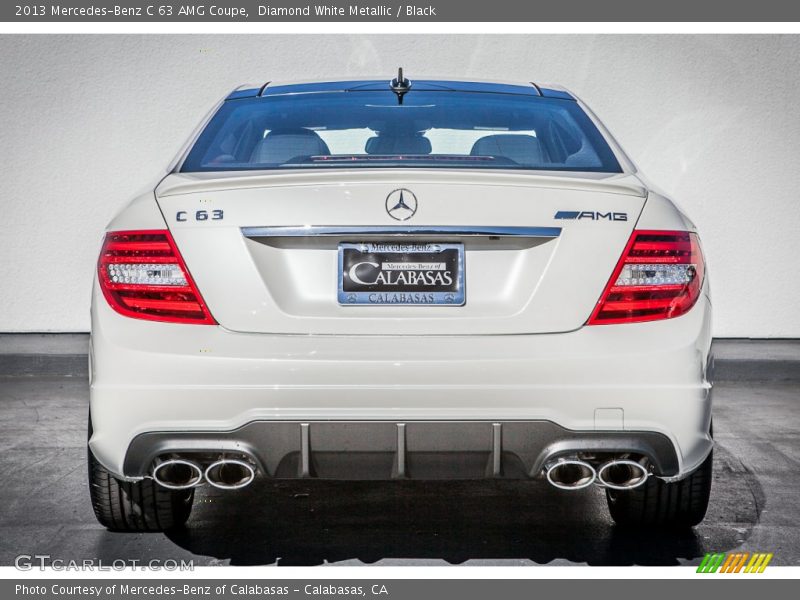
[338,242,465,306]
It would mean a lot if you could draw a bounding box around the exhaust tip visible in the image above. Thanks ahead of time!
[597,459,649,490]
[546,459,596,490]
[204,459,255,490]
[152,459,203,490]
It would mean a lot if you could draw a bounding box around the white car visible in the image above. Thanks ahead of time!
[88,74,713,532]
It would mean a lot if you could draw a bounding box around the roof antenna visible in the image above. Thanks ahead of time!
[390,67,411,104]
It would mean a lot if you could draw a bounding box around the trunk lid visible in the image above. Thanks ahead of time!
[156,169,646,335]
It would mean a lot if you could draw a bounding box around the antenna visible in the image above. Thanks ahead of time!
[390,67,411,104]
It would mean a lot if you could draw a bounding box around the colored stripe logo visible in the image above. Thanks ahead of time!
[697,552,773,573]
[554,211,580,220]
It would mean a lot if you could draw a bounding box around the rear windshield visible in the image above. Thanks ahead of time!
[181,91,622,173]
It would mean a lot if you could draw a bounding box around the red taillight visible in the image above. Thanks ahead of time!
[98,230,216,325]
[588,230,705,325]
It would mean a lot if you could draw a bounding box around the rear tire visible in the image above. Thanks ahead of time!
[606,450,713,529]
[88,422,194,532]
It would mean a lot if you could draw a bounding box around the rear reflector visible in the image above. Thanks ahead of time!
[588,230,705,325]
[98,230,216,324]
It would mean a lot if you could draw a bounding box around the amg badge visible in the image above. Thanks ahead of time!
[555,210,628,221]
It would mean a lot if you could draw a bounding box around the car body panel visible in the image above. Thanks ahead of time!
[155,170,648,335]
[89,79,714,488]
[89,284,712,480]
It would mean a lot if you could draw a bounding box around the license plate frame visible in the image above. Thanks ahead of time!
[337,241,465,306]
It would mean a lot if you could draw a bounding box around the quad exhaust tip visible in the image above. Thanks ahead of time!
[152,459,203,490]
[597,459,649,490]
[545,457,650,491]
[204,459,256,490]
[546,459,596,490]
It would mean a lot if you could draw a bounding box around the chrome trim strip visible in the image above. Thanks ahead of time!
[242,225,561,238]
[491,423,503,477]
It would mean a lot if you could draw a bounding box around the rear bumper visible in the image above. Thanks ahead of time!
[123,420,679,480]
[89,286,713,481]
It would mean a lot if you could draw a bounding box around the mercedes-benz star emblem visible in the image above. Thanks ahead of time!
[385,189,418,221]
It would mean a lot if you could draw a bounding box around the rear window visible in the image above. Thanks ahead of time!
[181,91,622,173]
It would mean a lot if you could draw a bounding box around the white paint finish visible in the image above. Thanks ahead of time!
[89,286,713,478]
[0,34,798,335]
[157,170,645,334]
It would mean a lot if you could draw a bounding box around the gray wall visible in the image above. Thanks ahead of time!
[1,35,798,336]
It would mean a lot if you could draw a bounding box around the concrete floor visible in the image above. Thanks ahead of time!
[0,375,797,566]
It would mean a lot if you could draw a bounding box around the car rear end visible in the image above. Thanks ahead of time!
[88,79,713,531]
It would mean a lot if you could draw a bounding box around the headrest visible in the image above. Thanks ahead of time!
[365,135,432,155]
[251,128,330,164]
[470,134,543,165]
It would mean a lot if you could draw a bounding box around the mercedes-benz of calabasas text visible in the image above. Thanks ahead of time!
[88,73,713,531]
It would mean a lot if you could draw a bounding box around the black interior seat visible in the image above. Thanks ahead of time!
[470,134,543,166]
[365,134,432,155]
[251,128,330,164]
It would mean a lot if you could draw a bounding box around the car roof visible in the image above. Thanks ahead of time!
[225,78,574,101]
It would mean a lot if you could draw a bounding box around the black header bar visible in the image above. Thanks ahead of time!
[4,0,800,22]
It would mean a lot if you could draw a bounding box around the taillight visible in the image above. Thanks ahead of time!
[97,230,216,324]
[588,230,705,325]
